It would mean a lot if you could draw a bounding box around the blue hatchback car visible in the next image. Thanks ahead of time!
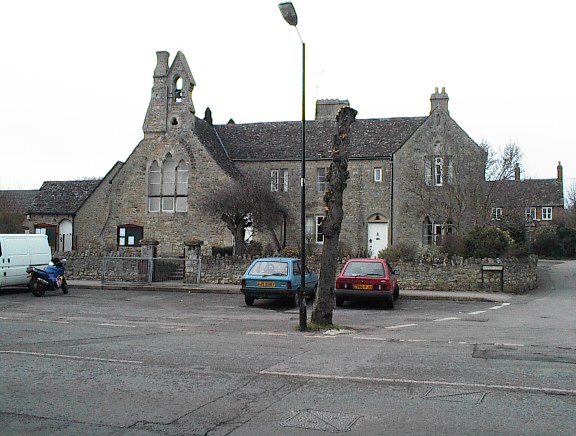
[241,257,318,306]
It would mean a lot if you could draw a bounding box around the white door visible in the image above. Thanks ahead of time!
[367,223,388,258]
[58,219,73,252]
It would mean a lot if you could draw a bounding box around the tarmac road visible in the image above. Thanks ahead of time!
[0,260,574,435]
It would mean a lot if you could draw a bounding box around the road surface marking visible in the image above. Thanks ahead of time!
[38,319,70,324]
[468,310,486,315]
[98,323,137,328]
[385,323,418,330]
[247,332,288,336]
[1,350,142,364]
[434,317,460,322]
[259,370,576,396]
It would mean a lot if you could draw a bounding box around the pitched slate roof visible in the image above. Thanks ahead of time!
[488,179,564,207]
[28,180,101,215]
[214,117,427,161]
[0,190,38,214]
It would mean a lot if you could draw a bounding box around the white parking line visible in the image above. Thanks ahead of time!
[98,323,137,328]
[247,332,288,336]
[468,310,486,315]
[259,370,576,396]
[0,350,142,364]
[385,323,418,330]
[38,319,70,324]
[433,317,460,322]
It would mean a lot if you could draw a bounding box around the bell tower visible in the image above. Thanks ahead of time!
[143,51,196,137]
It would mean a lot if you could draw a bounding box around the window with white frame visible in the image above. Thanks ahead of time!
[491,207,503,221]
[317,167,328,192]
[270,169,288,192]
[373,167,382,183]
[525,207,537,221]
[434,157,444,186]
[306,215,324,244]
[425,156,453,186]
[542,207,552,220]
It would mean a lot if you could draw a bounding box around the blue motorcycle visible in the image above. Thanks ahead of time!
[27,258,68,297]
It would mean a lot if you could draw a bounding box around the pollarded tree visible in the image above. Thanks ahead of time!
[199,174,288,256]
[311,106,357,326]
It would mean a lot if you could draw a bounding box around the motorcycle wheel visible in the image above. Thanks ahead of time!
[30,277,45,297]
[61,278,69,294]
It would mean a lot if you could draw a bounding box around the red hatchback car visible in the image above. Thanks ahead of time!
[335,258,400,309]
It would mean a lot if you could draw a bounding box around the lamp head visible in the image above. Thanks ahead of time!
[279,2,298,26]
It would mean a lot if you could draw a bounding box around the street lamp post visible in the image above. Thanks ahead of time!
[279,2,307,331]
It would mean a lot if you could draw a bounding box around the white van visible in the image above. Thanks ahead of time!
[0,234,52,288]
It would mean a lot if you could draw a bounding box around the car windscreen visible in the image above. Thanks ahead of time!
[248,261,289,276]
[342,261,385,277]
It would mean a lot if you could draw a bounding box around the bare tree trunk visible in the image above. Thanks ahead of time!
[311,106,357,325]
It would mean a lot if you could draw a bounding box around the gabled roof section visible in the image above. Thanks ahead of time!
[488,179,564,208]
[193,117,242,178]
[170,51,196,86]
[0,190,38,214]
[215,117,427,161]
[29,180,101,215]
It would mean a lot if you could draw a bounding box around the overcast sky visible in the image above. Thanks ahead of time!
[1,0,574,192]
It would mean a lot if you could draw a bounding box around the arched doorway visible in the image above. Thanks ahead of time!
[367,213,388,258]
[58,219,73,252]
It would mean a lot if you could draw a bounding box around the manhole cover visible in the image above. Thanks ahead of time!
[282,409,361,432]
[424,387,487,404]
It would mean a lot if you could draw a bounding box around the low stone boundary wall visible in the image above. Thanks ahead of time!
[57,251,537,294]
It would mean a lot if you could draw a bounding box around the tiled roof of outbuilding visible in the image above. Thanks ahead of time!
[29,180,101,214]
[215,117,427,161]
[0,190,38,214]
[488,179,564,207]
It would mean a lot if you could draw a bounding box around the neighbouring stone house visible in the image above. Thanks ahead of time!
[16,51,563,257]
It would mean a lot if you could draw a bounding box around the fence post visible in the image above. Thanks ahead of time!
[140,239,159,283]
[184,239,203,285]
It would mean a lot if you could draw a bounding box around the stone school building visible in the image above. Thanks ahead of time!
[21,51,563,256]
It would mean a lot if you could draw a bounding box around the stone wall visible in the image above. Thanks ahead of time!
[61,252,537,294]
[391,256,538,294]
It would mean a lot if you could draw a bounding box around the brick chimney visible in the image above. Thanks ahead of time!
[514,163,521,181]
[430,87,449,115]
[557,161,563,181]
[315,99,350,121]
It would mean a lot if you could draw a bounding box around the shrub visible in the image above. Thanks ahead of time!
[464,226,511,259]
[440,234,466,257]
[378,243,417,261]
[245,241,263,256]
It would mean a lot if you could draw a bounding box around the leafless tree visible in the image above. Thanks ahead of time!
[564,180,576,229]
[199,174,288,255]
[311,106,357,326]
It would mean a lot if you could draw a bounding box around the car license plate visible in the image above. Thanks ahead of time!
[353,284,372,290]
[256,281,276,287]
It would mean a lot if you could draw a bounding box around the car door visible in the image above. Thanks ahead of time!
[0,239,6,288]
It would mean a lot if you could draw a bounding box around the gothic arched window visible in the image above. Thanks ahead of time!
[148,154,189,213]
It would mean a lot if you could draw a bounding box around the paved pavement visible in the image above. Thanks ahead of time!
[68,280,513,302]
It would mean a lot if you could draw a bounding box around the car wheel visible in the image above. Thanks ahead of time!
[244,295,255,306]
[393,285,399,300]
[307,284,318,301]
[290,291,301,308]
[335,296,344,308]
[383,297,394,310]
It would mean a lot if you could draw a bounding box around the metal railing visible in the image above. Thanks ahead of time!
[101,257,201,285]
